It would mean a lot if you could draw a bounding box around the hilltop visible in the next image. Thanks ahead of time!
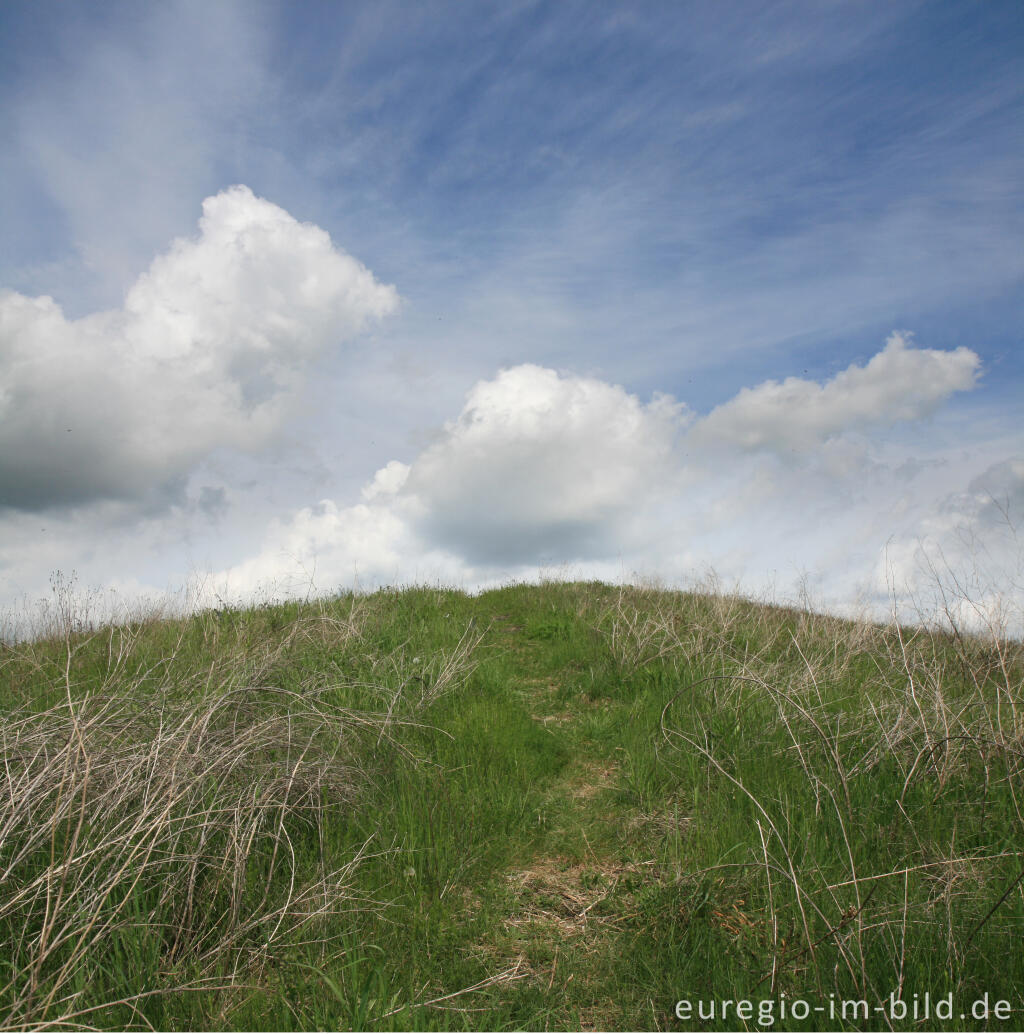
[1,581,1021,1030]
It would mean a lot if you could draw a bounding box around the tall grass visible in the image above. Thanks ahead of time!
[596,583,1024,1024]
[1,576,1021,1029]
[0,594,483,1029]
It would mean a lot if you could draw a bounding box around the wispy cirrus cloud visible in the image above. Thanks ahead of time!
[1,0,272,311]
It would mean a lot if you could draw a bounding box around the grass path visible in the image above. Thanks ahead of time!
[451,600,680,1031]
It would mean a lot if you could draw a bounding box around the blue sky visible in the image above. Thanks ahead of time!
[1,0,1022,632]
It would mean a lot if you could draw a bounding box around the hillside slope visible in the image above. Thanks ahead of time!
[1,582,1022,1030]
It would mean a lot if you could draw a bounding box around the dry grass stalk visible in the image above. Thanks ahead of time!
[0,604,485,1030]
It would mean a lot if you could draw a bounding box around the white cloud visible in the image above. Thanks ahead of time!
[877,457,1024,635]
[206,498,420,604]
[691,332,980,454]
[7,328,1010,634]
[205,337,1009,623]
[0,186,397,510]
[403,365,689,564]
[209,364,689,595]
[361,460,410,501]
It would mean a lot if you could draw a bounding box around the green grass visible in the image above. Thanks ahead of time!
[1,580,1022,1030]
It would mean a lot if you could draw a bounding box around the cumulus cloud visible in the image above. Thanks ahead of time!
[210,364,689,596]
[403,365,688,564]
[209,498,421,603]
[692,332,980,454]
[206,336,1000,615]
[361,460,411,502]
[0,186,398,510]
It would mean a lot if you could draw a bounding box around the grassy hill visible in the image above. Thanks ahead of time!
[1,581,1021,1030]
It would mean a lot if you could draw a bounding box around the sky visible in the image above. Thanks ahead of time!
[1,0,1022,635]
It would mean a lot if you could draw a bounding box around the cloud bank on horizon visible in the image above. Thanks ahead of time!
[203,269,1013,624]
[0,184,1019,634]
[1,1,1022,635]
